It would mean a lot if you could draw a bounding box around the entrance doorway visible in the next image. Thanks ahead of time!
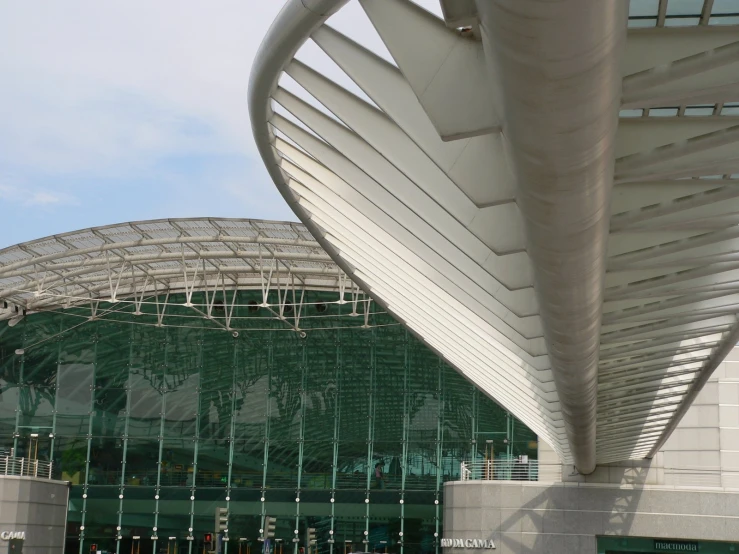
[13,431,51,476]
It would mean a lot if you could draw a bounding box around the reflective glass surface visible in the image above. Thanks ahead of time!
[0,291,537,554]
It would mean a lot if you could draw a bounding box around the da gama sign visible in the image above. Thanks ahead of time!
[0,532,25,540]
[440,538,496,549]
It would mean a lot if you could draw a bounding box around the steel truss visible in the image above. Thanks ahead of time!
[0,218,383,335]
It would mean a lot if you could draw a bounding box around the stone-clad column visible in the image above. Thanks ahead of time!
[0,476,70,554]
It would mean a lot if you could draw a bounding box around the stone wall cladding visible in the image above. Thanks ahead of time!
[443,481,739,554]
[0,476,70,554]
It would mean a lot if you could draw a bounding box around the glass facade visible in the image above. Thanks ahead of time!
[0,291,537,554]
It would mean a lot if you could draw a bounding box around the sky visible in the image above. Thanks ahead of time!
[0,0,442,248]
[0,2,267,246]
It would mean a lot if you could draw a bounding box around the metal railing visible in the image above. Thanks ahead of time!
[460,459,538,481]
[77,469,456,490]
[0,457,54,479]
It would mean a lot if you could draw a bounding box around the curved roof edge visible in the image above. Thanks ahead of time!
[0,217,356,330]
[248,0,572,463]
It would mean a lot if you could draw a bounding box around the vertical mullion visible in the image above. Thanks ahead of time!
[78,328,98,554]
[434,360,444,554]
[187,328,205,554]
[152,328,169,550]
[401,332,409,493]
[470,389,478,466]
[49,319,62,463]
[506,412,513,461]
[225,337,239,554]
[363,328,376,542]
[294,337,308,554]
[329,327,341,554]
[115,324,135,554]
[260,337,274,538]
[657,0,668,26]
[399,332,409,554]
[364,346,374,490]
[12,323,26,454]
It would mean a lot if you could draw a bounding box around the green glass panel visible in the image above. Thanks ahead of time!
[92,388,127,439]
[56,363,94,436]
[158,438,195,487]
[126,373,162,438]
[0,290,539,554]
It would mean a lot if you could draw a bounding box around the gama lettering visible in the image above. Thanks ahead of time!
[0,532,25,541]
[654,541,699,552]
[440,538,496,549]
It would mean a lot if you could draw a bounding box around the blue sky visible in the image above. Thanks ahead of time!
[0,0,441,248]
[0,1,290,247]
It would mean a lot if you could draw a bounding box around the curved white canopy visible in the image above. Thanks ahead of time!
[0,218,371,333]
[250,0,739,471]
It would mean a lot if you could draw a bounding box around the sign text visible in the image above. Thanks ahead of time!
[441,538,495,549]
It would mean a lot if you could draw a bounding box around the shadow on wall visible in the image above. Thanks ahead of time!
[593,333,712,468]
[490,467,651,552]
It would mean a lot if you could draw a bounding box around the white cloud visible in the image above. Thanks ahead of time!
[0,1,284,175]
[0,1,439,174]
[26,191,69,206]
[0,0,445,240]
[0,182,76,207]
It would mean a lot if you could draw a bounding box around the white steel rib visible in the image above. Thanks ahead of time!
[0,218,355,334]
[249,0,739,472]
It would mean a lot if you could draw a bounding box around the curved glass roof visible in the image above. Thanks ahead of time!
[0,218,372,332]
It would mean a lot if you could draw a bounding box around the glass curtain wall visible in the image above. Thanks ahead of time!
[0,291,537,554]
